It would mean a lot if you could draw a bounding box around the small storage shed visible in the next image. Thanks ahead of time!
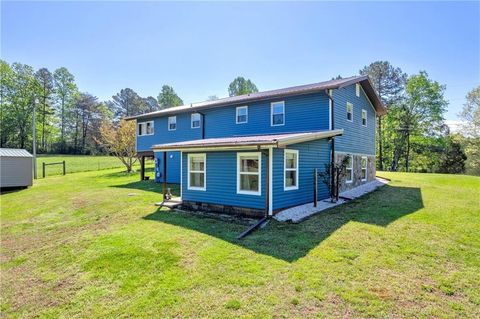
[0,148,33,188]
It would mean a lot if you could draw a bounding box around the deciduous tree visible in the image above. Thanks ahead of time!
[390,72,447,171]
[458,86,480,175]
[97,119,137,172]
[54,67,78,151]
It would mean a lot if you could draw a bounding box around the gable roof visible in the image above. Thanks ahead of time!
[151,129,343,151]
[126,75,386,121]
[0,148,33,157]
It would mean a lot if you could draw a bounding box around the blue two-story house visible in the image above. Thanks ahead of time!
[127,75,386,218]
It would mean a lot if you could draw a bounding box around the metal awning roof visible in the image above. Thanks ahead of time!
[0,148,33,157]
[151,129,343,151]
[126,75,386,121]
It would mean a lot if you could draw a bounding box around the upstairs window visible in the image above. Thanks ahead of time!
[237,153,261,195]
[271,101,285,126]
[361,157,368,181]
[346,102,353,122]
[188,154,206,190]
[138,121,154,136]
[346,155,353,183]
[191,113,201,129]
[362,109,367,127]
[168,116,177,131]
[284,149,299,190]
[356,83,360,97]
[236,106,248,124]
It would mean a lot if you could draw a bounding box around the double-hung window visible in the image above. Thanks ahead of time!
[236,106,248,124]
[362,109,367,127]
[346,102,353,122]
[237,153,261,195]
[361,156,368,182]
[284,149,299,190]
[138,121,154,136]
[191,113,201,128]
[346,155,353,183]
[188,154,206,190]
[271,101,285,126]
[168,116,177,131]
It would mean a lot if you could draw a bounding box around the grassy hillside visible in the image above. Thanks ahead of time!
[1,170,479,318]
[36,155,153,177]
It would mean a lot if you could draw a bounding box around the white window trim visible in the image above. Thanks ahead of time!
[187,153,206,191]
[346,155,353,183]
[346,102,353,123]
[191,113,201,129]
[236,106,248,124]
[284,149,299,191]
[271,101,285,127]
[361,156,368,182]
[237,152,262,196]
[168,116,177,131]
[362,109,367,127]
[356,83,360,97]
[138,120,154,136]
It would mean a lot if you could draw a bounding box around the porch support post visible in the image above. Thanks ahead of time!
[268,146,273,216]
[140,155,145,181]
[162,151,167,201]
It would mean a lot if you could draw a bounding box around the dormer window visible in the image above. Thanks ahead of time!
[191,113,201,128]
[168,116,177,131]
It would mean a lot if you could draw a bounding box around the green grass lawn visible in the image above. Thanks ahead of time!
[36,155,153,177]
[1,169,479,318]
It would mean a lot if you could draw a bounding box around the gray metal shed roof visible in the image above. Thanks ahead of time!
[0,148,33,157]
[151,129,343,151]
[125,75,387,121]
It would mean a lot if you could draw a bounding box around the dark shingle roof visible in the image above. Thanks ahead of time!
[126,75,386,121]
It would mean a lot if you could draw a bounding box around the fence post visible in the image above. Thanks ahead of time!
[63,161,66,175]
[313,168,318,207]
[42,162,45,178]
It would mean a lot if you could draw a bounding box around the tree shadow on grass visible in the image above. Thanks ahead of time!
[143,184,423,262]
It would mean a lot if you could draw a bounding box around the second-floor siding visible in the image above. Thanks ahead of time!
[136,92,331,151]
[333,83,377,155]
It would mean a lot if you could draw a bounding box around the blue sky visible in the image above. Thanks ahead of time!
[2,1,479,121]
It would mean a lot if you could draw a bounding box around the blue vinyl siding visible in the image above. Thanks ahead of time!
[136,92,330,151]
[333,84,376,155]
[272,139,330,211]
[154,151,181,184]
[137,113,203,152]
[182,151,267,210]
[204,93,330,138]
[139,91,330,187]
